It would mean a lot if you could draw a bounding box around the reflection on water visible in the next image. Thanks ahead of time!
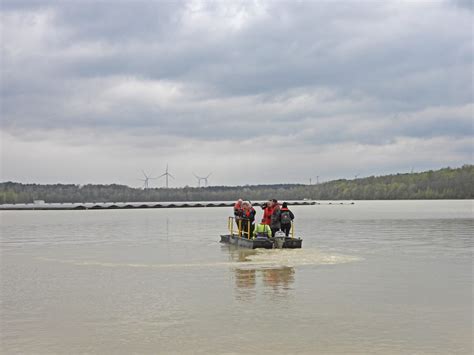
[234,267,295,301]
[225,246,296,301]
[223,244,360,302]
[235,268,257,301]
[227,247,255,263]
[262,267,294,290]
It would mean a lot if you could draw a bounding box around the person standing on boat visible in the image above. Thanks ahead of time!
[270,200,281,237]
[253,222,272,239]
[261,200,273,225]
[279,202,295,237]
[241,201,256,238]
[234,198,244,230]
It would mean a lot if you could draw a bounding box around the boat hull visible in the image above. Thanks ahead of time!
[220,234,302,249]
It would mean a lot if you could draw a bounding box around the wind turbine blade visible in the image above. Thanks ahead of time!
[169,173,175,179]
[158,173,167,178]
[206,172,213,178]
[141,170,148,178]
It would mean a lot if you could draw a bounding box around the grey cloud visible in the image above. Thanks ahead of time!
[450,0,473,11]
[1,0,472,184]
[5,1,471,103]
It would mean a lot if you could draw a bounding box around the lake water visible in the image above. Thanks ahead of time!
[1,200,472,354]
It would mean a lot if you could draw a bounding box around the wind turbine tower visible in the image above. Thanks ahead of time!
[138,170,157,189]
[193,173,203,187]
[158,164,175,188]
[202,172,212,187]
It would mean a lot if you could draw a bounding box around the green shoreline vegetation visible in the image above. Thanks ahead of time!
[1,165,472,204]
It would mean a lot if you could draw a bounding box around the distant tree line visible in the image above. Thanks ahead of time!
[1,165,472,204]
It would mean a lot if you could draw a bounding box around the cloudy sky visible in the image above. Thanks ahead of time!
[1,0,472,187]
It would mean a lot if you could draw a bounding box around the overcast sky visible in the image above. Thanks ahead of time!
[1,0,472,187]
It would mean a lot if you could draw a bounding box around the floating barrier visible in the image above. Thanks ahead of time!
[0,200,325,210]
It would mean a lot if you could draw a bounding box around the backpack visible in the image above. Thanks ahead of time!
[280,211,291,224]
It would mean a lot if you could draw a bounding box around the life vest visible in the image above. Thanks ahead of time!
[234,202,243,217]
[262,206,273,225]
[243,208,255,220]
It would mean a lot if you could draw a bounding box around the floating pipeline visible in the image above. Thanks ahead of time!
[0,200,354,210]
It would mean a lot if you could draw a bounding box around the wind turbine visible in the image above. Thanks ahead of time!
[202,172,212,187]
[158,164,175,188]
[193,172,212,187]
[193,172,203,187]
[138,170,157,189]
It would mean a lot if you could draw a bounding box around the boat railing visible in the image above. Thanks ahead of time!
[227,216,249,239]
[227,216,295,239]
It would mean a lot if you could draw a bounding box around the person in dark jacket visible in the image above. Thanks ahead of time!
[270,200,281,237]
[279,202,295,237]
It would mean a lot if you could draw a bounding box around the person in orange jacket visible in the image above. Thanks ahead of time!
[233,198,243,229]
[241,201,256,238]
[261,200,273,225]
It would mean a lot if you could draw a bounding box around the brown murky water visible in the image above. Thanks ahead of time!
[1,201,472,354]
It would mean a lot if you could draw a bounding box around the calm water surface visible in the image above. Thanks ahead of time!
[1,200,472,354]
